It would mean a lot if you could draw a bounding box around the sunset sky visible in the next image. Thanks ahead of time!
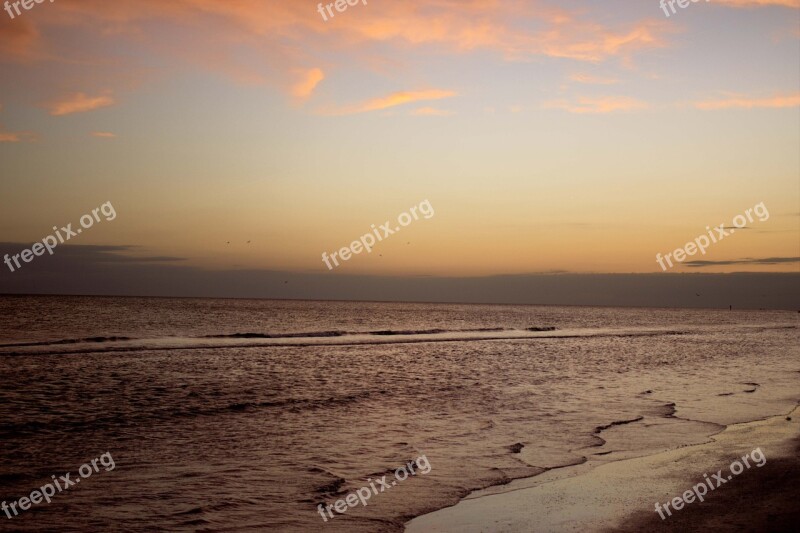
[1,0,798,295]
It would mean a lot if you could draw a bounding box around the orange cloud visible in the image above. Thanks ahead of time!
[46,92,115,116]
[91,131,117,138]
[0,129,36,142]
[570,73,620,85]
[715,0,799,7]
[343,4,669,63]
[411,107,455,116]
[0,1,672,99]
[291,68,325,103]
[0,104,36,142]
[0,16,42,63]
[320,89,457,116]
[694,93,800,110]
[544,96,648,114]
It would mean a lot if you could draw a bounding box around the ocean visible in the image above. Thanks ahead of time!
[0,295,798,532]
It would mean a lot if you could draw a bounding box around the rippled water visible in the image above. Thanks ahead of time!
[0,296,798,532]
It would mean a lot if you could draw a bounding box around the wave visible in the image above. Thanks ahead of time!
[203,331,349,339]
[0,326,536,354]
[205,327,512,338]
[0,390,379,438]
[315,476,347,497]
[594,416,645,433]
[0,327,705,358]
[4,323,792,357]
[368,327,509,336]
[0,336,134,348]
[225,390,375,413]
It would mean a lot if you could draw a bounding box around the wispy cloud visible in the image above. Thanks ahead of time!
[685,257,800,267]
[694,92,800,110]
[345,5,669,62]
[291,68,325,103]
[715,0,799,7]
[569,73,620,85]
[0,130,36,142]
[46,92,115,116]
[0,0,672,103]
[0,16,41,62]
[0,104,36,142]
[91,131,117,138]
[544,96,648,114]
[411,106,455,116]
[320,89,457,116]
[0,243,186,263]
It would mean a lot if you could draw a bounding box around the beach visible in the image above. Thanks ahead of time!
[406,407,800,532]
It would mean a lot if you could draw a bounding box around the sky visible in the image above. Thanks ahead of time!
[0,0,798,306]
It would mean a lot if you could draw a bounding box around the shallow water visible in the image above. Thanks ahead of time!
[0,296,798,531]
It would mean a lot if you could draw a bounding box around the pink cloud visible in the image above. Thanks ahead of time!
[341,3,669,63]
[569,73,620,85]
[46,92,115,116]
[544,96,648,114]
[0,0,673,105]
[715,0,799,7]
[0,104,37,142]
[0,16,43,63]
[411,107,455,116]
[291,68,325,103]
[0,130,37,142]
[319,89,457,116]
[694,93,800,110]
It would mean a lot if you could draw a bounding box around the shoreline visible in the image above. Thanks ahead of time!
[405,404,800,532]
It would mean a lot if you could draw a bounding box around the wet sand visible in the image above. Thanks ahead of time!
[611,439,800,532]
[406,406,800,532]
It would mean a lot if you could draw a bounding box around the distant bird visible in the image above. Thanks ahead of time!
[226,241,230,244]
[284,280,288,284]
[696,293,700,297]
[247,240,251,244]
